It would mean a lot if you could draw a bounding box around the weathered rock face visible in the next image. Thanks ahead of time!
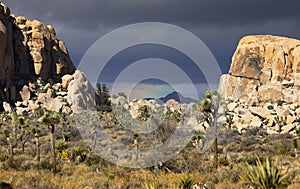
[0,2,14,82]
[67,70,96,114]
[219,35,300,135]
[220,35,300,105]
[0,2,75,106]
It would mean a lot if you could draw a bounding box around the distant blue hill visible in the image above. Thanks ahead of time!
[144,91,198,104]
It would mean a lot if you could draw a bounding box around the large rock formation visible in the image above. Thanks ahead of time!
[219,35,300,105]
[0,2,75,109]
[219,35,300,135]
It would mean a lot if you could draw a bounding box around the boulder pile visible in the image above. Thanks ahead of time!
[219,35,300,134]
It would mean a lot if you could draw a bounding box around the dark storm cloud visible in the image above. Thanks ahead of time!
[5,0,300,29]
[3,0,300,71]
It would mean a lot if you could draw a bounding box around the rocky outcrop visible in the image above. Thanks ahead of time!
[0,3,107,116]
[219,35,300,135]
[0,2,75,108]
[219,35,300,105]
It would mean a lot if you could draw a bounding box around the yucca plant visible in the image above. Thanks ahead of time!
[178,175,195,189]
[240,157,288,189]
[143,181,162,189]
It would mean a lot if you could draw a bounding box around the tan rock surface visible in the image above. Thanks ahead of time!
[0,2,76,107]
[219,35,300,135]
[20,85,31,101]
[220,35,300,104]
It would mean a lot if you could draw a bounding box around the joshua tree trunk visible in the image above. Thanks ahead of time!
[35,136,40,169]
[22,140,26,154]
[293,137,298,158]
[39,111,61,174]
[93,131,97,151]
[50,125,56,174]
[134,139,138,161]
[9,142,14,162]
[7,138,16,162]
[213,138,218,170]
[212,97,219,170]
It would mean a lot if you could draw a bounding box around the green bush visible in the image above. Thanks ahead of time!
[85,155,103,166]
[55,139,69,152]
[40,160,52,170]
[0,153,9,162]
[72,146,85,157]
[240,157,288,189]
[245,156,258,165]
[219,157,230,166]
[276,147,287,155]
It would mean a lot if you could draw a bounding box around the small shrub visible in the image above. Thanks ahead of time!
[0,153,9,162]
[105,173,115,189]
[245,156,258,165]
[55,140,68,151]
[276,147,287,155]
[107,173,115,180]
[61,149,70,160]
[219,157,230,166]
[40,160,52,170]
[85,155,103,166]
[72,146,85,157]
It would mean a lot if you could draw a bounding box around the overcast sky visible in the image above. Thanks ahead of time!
[3,0,300,99]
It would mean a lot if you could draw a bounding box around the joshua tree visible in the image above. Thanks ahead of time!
[199,91,225,170]
[3,129,16,162]
[38,111,61,174]
[4,112,20,162]
[16,116,31,153]
[138,105,151,122]
[32,127,41,169]
[133,132,140,161]
[95,82,112,112]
